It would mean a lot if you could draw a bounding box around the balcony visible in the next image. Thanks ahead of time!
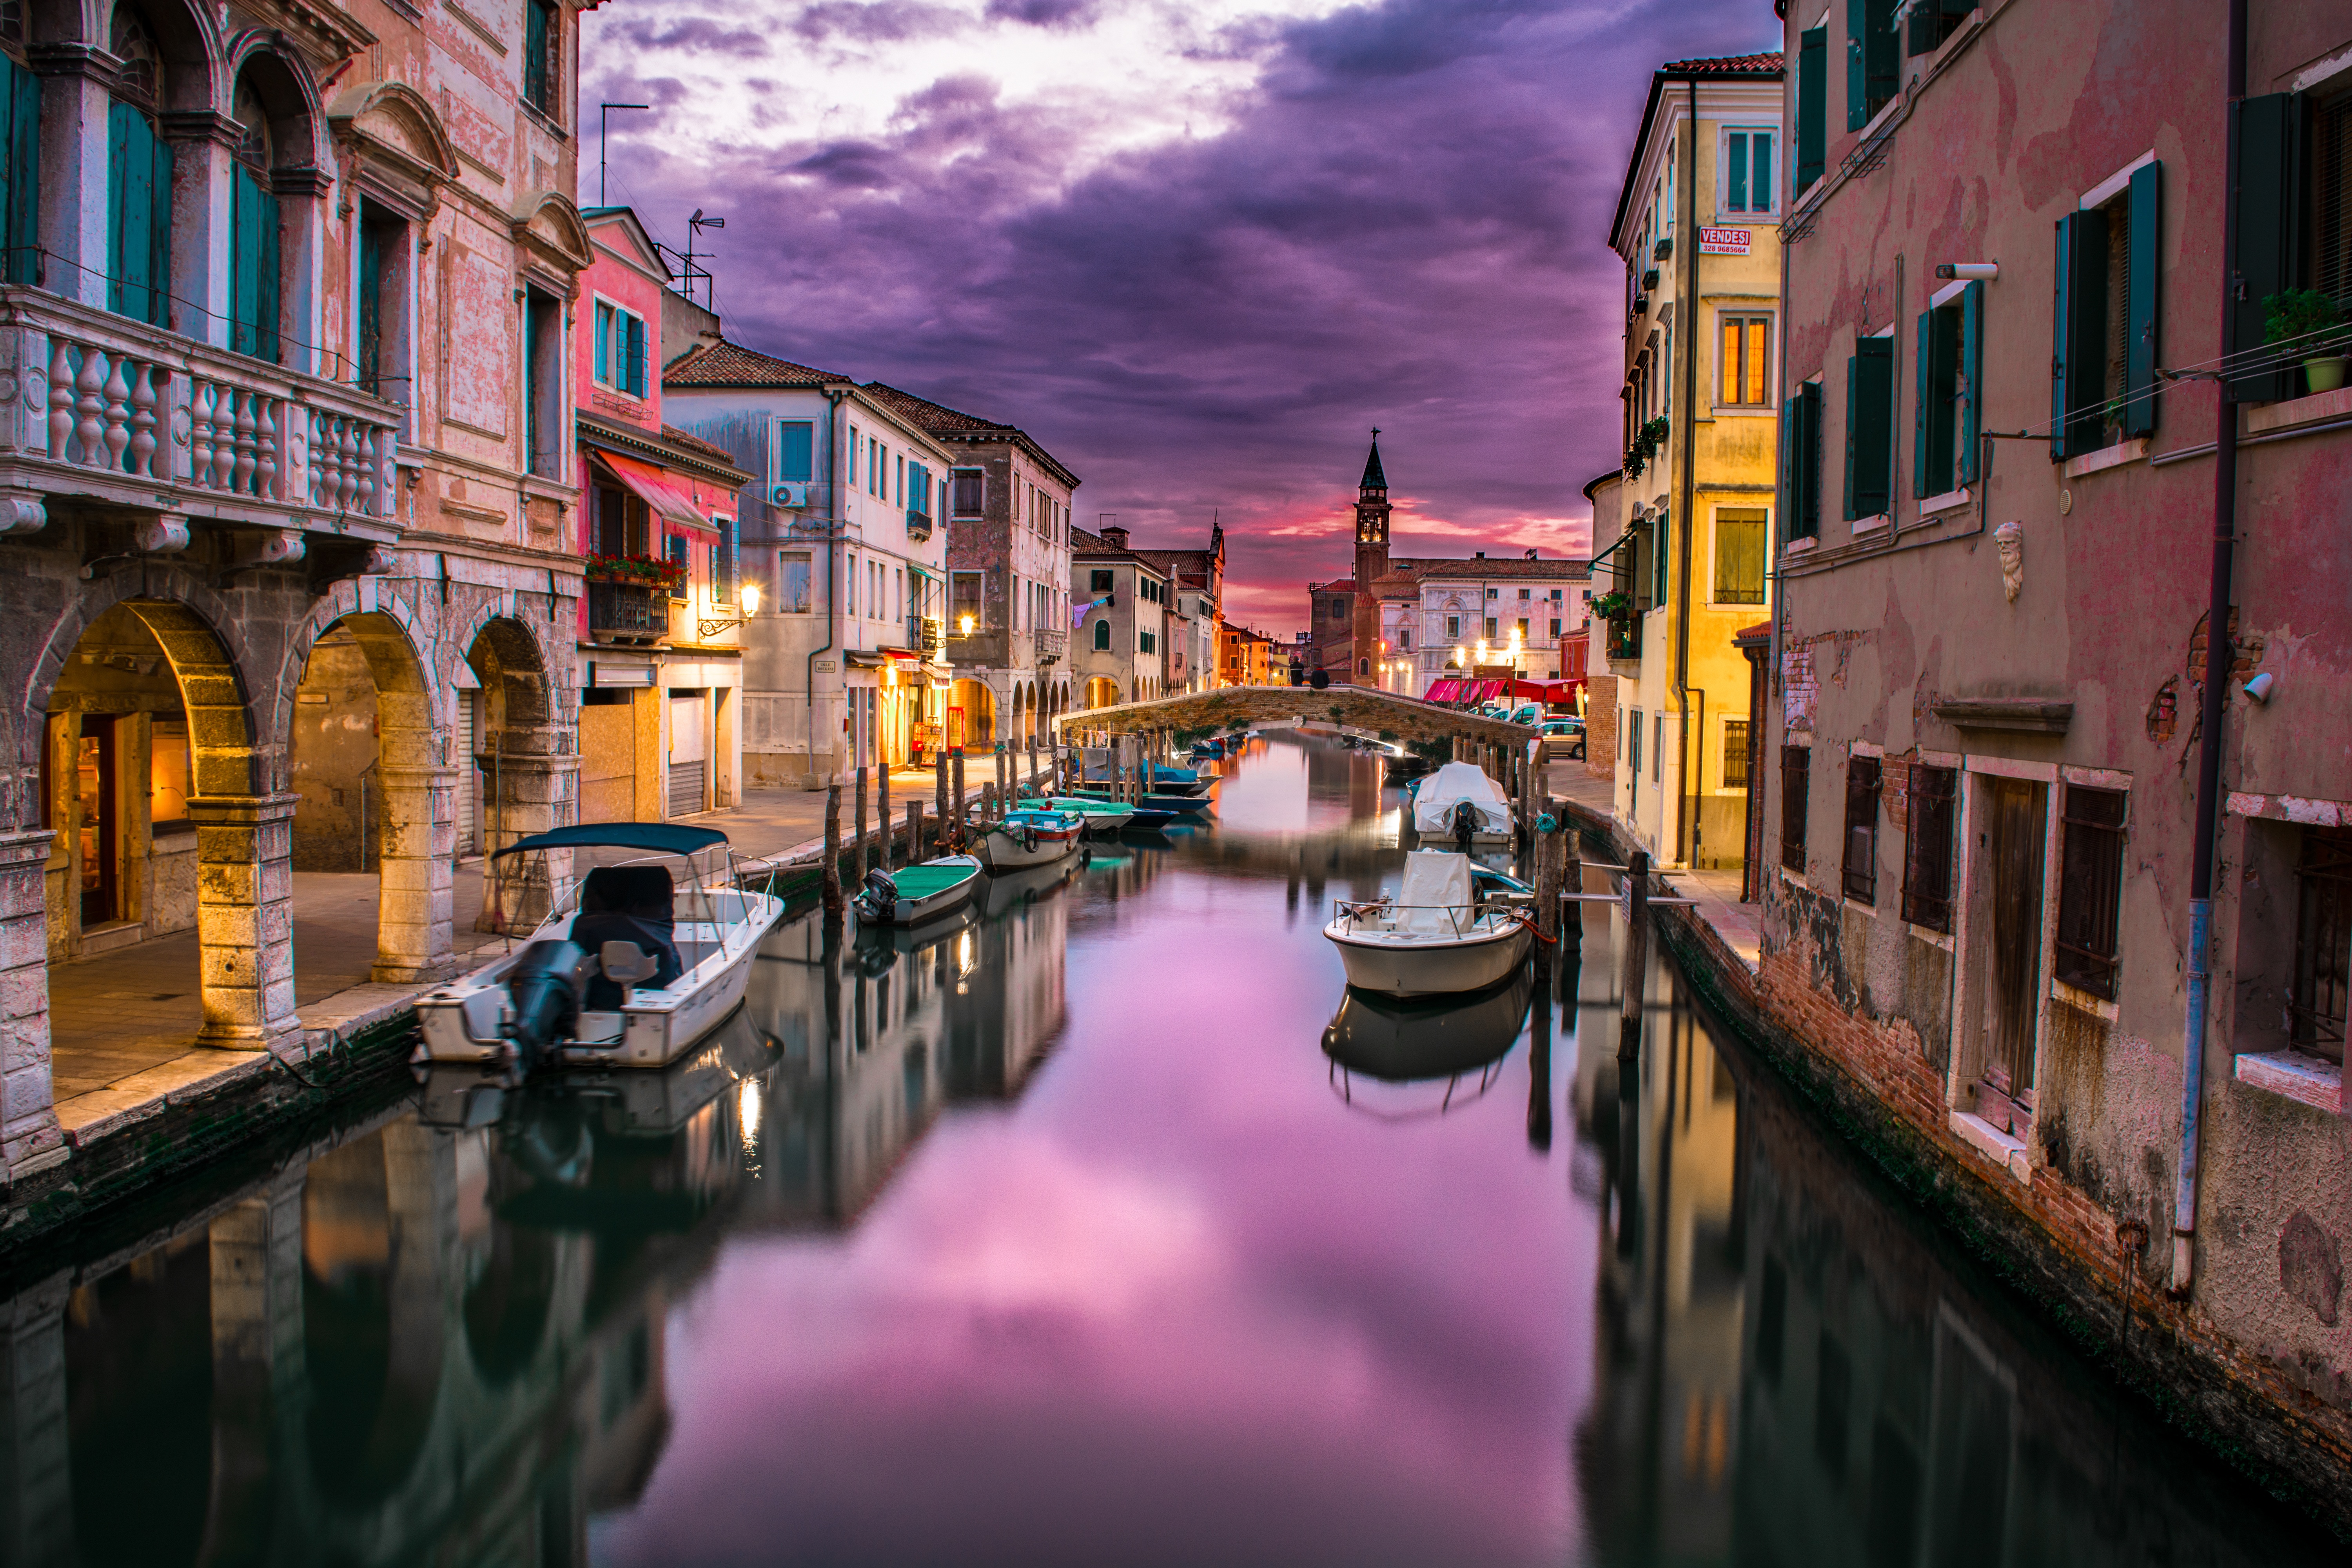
[906,508,933,541]
[588,581,666,644]
[0,287,403,550]
[1604,611,1642,670]
[1034,627,1067,664]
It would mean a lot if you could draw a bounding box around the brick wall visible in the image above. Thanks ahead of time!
[1585,676,1617,779]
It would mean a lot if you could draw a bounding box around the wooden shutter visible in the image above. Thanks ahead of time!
[1797,27,1827,191]
[593,304,609,382]
[1845,0,1868,131]
[230,165,280,360]
[2050,210,2107,460]
[2124,161,2161,437]
[1844,339,1891,518]
[0,59,33,285]
[1864,0,1899,122]
[1958,280,1983,483]
[107,101,165,325]
[1912,308,1933,498]
[2231,94,2302,402]
[780,420,814,482]
[626,313,646,396]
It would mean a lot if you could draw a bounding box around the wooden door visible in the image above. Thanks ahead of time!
[77,717,118,926]
[1986,777,2047,1097]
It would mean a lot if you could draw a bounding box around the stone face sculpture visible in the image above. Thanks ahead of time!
[1994,520,2024,603]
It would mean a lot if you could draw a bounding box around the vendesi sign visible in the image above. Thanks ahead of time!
[1698,226,1752,256]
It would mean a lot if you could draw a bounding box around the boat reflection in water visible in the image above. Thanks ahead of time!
[1321,969,1534,1118]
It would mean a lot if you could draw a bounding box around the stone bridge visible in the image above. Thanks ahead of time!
[1048,683,1540,749]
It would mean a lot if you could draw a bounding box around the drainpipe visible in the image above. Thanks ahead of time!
[2172,0,2247,1299]
[806,388,851,786]
[1672,76,1699,864]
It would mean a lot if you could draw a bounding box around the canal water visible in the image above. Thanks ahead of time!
[11,736,2333,1566]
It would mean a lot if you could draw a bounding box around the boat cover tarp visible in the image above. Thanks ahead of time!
[495,823,729,858]
[1396,851,1474,934]
[1411,763,1514,835]
[886,861,981,897]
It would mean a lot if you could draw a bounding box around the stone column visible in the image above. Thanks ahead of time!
[0,1272,74,1567]
[372,763,457,984]
[0,831,60,1177]
[160,112,237,349]
[477,753,579,933]
[190,794,305,1053]
[31,54,108,311]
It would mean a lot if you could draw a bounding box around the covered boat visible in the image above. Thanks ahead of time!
[1041,795,1137,834]
[1321,849,1532,997]
[1409,762,1514,844]
[974,807,1089,870]
[853,855,982,926]
[416,824,784,1073]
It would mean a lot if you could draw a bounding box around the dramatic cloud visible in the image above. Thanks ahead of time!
[582,0,1777,630]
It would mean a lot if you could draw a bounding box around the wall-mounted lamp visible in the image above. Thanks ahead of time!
[699,581,759,641]
[2242,671,2275,705]
[1935,262,1999,281]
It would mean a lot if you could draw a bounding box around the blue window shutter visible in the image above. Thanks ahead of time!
[2051,212,2076,461]
[1913,308,1933,498]
[626,313,646,396]
[2229,96,2300,402]
[779,420,813,482]
[230,165,279,358]
[107,102,143,322]
[1958,281,1984,483]
[1755,133,1773,212]
[1797,28,1827,190]
[0,59,35,287]
[2124,161,2161,438]
[148,134,172,328]
[594,305,608,383]
[1864,0,1899,117]
[1846,0,1867,131]
[257,180,280,362]
[1727,132,1748,212]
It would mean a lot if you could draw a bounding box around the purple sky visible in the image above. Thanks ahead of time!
[582,0,1778,633]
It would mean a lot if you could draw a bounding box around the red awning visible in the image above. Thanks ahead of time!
[594,450,717,534]
[1423,678,1464,702]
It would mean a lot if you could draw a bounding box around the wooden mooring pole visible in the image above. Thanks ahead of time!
[1619,848,1649,1063]
[951,748,967,850]
[854,765,870,876]
[822,783,844,913]
[907,801,924,864]
[877,753,891,870]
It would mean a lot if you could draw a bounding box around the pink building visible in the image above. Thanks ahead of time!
[572,208,751,822]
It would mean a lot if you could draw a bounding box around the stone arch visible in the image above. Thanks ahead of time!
[325,78,459,183]
[463,612,572,930]
[100,0,225,116]
[222,29,329,170]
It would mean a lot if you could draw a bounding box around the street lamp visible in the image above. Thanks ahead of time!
[699,579,759,641]
[958,612,976,634]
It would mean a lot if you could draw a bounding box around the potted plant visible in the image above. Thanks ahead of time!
[2263,289,2350,394]
[1621,416,1670,479]
[584,551,688,592]
[1591,590,1631,619]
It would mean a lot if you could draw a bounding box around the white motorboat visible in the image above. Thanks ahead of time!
[972,807,1089,870]
[1322,850,1533,997]
[1410,761,1515,845]
[416,824,785,1073]
[853,855,983,926]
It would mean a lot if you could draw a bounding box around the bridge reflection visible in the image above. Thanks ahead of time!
[0,860,1091,1567]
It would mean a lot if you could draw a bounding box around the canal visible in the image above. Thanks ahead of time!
[8,735,2333,1565]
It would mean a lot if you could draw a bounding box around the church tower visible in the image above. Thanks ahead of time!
[1350,430,1391,683]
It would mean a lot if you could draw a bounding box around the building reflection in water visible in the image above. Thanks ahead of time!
[1563,883,2330,1566]
[1,859,1083,1568]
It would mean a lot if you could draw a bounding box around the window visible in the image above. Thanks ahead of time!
[1446,615,1461,639]
[1549,619,1562,638]
[1140,630,1156,655]
[595,484,649,557]
[227,80,278,361]
[1630,710,1643,777]
[1484,617,1498,641]
[1721,128,1776,216]
[951,468,984,516]
[1723,720,1751,789]
[1720,314,1773,405]
[777,421,815,483]
[1714,509,1766,604]
[951,570,982,628]
[908,462,933,521]
[709,542,732,604]
[1652,713,1662,782]
[844,553,857,615]
[1903,764,1958,933]
[777,551,812,613]
[1517,587,1531,601]
[523,0,559,118]
[1093,619,1110,651]
[1796,25,1827,194]
[1091,569,1114,594]
[357,205,413,416]
[2290,829,2352,1062]
[663,535,690,601]
[848,427,858,485]
[1781,745,1810,872]
[1847,0,1899,131]
[1516,618,1530,639]
[2053,165,2160,455]
[1844,339,1893,520]
[1906,0,1971,56]
[1839,756,1880,902]
[1783,382,1822,540]
[106,11,170,328]
[1486,587,1499,599]
[2055,784,2128,999]
[1915,282,1984,495]
[1399,629,1411,649]
[523,287,563,477]
[594,301,649,396]
[1651,509,1671,606]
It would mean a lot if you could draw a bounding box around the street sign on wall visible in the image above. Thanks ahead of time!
[1699,227,1752,255]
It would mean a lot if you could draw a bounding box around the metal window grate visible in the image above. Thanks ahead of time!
[1780,745,1809,873]
[1901,765,1958,933]
[2054,785,2128,1000]
[1723,721,1751,789]
[1842,756,1882,905]
[2291,828,2352,1063]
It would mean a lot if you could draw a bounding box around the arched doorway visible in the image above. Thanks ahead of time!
[1083,677,1120,710]
[41,596,298,1053]
[949,679,996,751]
[465,616,568,933]
[287,612,448,984]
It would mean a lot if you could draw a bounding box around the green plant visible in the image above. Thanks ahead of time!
[583,552,687,590]
[2262,289,2348,352]
[1622,415,1670,479]
[1592,590,1631,618]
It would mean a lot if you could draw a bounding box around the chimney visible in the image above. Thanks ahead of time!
[1474,550,1485,559]
[1524,548,1537,560]
[1102,524,1129,551]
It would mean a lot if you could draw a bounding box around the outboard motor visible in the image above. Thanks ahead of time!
[858,867,900,922]
[503,938,597,1072]
[1451,797,1481,855]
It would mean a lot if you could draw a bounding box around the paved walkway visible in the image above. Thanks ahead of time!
[44,759,1055,1142]
[1537,756,1759,973]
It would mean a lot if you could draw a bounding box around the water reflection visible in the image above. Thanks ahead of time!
[0,740,2330,1565]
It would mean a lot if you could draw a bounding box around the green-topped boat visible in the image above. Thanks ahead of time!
[1039,795,1138,834]
[852,854,984,926]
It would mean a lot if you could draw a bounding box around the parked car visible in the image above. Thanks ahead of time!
[1539,718,1585,761]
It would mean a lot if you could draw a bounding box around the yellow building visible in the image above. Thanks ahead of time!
[1594,51,1783,871]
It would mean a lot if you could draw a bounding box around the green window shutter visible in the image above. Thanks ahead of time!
[1653,509,1671,606]
[231,166,258,356]
[1785,382,1822,539]
[1958,280,1984,483]
[779,420,813,482]
[1846,338,1892,517]
[2051,212,2080,460]
[1798,27,1827,190]
[626,313,646,396]
[2,58,37,286]
[1912,308,1933,498]
[1780,397,1802,538]
[1727,132,1749,212]
[593,305,608,382]
[106,101,140,321]
[1846,0,1867,131]
[2230,94,2301,402]
[2124,161,2161,437]
[1864,0,1899,118]
[148,134,172,329]
[258,182,280,362]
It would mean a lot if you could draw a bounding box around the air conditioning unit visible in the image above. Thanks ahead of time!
[770,482,810,509]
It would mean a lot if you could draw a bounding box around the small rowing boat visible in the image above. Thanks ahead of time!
[853,855,983,926]
[1041,795,1137,834]
[973,807,1089,871]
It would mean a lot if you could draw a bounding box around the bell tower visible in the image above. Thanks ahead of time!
[1350,430,1390,684]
